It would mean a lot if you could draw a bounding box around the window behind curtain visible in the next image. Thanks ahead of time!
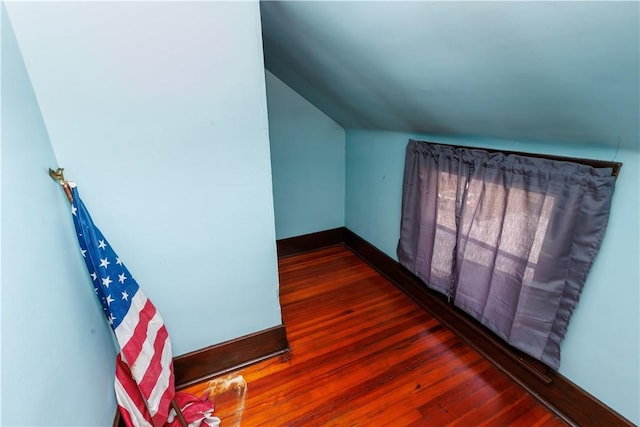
[397,139,617,369]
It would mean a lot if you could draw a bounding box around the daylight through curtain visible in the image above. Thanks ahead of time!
[397,139,616,369]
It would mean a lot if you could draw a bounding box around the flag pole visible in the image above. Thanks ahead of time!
[171,400,189,426]
[49,167,189,427]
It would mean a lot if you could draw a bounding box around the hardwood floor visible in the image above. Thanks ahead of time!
[184,246,567,426]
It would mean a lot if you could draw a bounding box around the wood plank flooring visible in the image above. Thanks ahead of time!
[184,246,567,426]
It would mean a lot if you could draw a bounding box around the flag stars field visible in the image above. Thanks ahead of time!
[100,257,110,268]
[98,239,107,250]
[118,273,127,284]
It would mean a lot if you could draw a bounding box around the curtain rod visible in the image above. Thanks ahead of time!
[410,139,623,178]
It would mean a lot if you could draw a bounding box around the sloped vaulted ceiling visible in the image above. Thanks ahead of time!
[260,1,639,148]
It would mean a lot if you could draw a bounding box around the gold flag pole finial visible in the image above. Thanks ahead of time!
[48,167,73,204]
[48,167,65,183]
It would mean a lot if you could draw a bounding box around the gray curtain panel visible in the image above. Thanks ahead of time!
[397,140,616,369]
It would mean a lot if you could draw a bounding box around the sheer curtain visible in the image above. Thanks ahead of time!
[397,140,616,369]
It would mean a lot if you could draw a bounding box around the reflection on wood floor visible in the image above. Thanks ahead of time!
[183,246,567,426]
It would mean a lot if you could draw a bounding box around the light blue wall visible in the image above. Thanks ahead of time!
[265,70,345,239]
[5,0,281,368]
[345,129,639,424]
[1,5,116,425]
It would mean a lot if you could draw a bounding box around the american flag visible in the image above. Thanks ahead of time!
[69,185,174,426]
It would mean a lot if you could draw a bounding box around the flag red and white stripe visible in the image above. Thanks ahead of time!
[114,291,175,426]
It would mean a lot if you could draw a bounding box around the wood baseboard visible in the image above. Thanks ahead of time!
[276,227,345,257]
[274,227,632,426]
[173,324,289,389]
